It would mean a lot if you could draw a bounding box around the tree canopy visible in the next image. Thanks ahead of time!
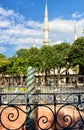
[68,37,84,74]
[0,37,83,76]
[0,53,8,74]
[52,43,71,73]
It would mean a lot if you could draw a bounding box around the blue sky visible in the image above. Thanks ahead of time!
[0,0,84,57]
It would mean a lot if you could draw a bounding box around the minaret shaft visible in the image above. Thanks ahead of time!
[74,23,77,41]
[43,0,49,45]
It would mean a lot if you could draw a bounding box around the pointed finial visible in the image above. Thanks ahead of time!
[45,0,48,16]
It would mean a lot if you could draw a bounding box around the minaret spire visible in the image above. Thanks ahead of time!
[74,23,77,41]
[43,0,49,46]
[45,0,48,16]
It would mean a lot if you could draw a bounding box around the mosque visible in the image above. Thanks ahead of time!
[35,0,84,88]
[0,1,83,90]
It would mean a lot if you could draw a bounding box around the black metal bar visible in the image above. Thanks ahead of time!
[0,94,2,106]
[0,92,84,130]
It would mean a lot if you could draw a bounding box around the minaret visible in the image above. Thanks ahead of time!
[43,0,49,45]
[74,23,77,41]
[33,39,36,48]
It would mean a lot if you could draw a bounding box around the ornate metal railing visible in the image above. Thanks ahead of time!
[0,92,84,130]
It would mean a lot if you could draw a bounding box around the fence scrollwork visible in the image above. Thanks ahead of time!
[0,92,84,130]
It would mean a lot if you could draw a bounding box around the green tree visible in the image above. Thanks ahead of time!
[16,48,28,58]
[68,37,84,75]
[28,47,42,69]
[6,48,29,76]
[40,45,53,84]
[8,56,28,75]
[0,53,6,59]
[52,43,71,87]
[15,48,29,75]
[0,53,8,74]
[52,43,71,74]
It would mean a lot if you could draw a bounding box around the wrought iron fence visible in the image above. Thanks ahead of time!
[0,92,84,130]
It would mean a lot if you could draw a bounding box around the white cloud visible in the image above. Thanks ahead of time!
[26,20,42,29]
[0,46,7,53]
[0,7,14,16]
[72,12,83,19]
[49,18,84,44]
[0,7,84,56]
[0,20,11,28]
[56,41,63,44]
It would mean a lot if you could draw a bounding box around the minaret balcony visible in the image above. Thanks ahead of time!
[43,28,49,31]
[43,40,49,43]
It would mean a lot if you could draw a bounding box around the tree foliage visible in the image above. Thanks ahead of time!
[0,53,8,74]
[0,38,83,75]
[52,43,71,73]
[68,37,84,74]
[40,45,53,70]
